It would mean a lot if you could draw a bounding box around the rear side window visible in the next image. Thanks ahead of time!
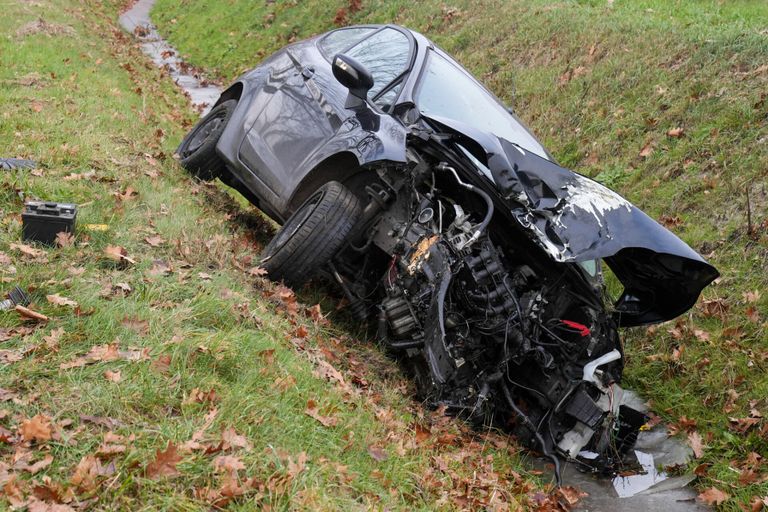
[318,27,376,57]
[344,27,410,100]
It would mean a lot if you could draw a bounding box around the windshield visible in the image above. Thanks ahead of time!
[416,50,548,159]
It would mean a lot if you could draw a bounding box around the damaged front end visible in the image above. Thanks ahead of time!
[333,122,717,480]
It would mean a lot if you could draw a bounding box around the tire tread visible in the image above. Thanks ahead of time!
[262,181,360,286]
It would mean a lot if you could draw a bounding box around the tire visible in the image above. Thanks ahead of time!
[261,181,361,287]
[176,99,237,180]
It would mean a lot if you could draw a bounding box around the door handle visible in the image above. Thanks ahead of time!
[301,66,315,79]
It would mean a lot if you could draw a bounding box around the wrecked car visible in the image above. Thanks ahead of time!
[177,24,719,477]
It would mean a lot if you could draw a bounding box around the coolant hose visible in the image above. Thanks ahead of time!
[436,163,494,244]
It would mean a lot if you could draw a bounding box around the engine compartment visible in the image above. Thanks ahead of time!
[332,145,648,479]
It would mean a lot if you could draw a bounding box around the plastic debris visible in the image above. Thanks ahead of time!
[0,286,30,311]
[0,158,37,170]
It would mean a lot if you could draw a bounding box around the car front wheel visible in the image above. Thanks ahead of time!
[260,181,361,287]
[176,99,236,180]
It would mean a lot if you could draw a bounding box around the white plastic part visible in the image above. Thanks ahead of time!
[582,349,621,388]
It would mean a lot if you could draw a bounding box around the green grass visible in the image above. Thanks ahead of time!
[151,0,768,509]
[0,1,548,510]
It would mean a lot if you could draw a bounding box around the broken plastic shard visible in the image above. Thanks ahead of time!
[634,424,694,468]
[612,450,667,498]
[0,158,36,170]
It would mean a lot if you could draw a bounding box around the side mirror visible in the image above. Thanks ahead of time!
[332,54,374,109]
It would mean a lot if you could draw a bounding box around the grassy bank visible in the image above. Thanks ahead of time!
[151,0,768,509]
[0,0,558,510]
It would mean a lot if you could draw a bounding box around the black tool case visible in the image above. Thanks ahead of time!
[22,201,77,245]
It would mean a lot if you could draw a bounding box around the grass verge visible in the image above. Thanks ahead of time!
[151,0,768,510]
[0,0,565,510]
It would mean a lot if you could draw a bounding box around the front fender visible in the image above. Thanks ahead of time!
[286,107,407,213]
[318,108,407,168]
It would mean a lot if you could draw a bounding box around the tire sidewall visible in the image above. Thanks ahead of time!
[177,99,237,179]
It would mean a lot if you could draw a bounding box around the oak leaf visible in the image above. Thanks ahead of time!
[71,455,111,491]
[55,231,75,248]
[20,414,53,443]
[145,442,182,479]
[221,427,252,451]
[213,455,245,474]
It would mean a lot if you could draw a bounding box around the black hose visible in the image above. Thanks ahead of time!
[436,163,494,242]
[500,382,563,486]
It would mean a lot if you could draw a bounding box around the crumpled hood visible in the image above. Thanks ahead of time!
[423,115,719,327]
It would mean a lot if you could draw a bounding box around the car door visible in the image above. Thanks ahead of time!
[237,27,414,215]
[237,49,332,208]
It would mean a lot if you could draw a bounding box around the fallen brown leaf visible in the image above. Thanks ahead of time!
[55,231,75,248]
[144,235,165,247]
[96,432,127,459]
[730,416,761,434]
[414,423,431,444]
[271,375,296,392]
[151,354,171,374]
[304,399,339,427]
[103,245,135,265]
[20,414,53,443]
[146,442,182,479]
[60,341,148,369]
[639,141,654,158]
[221,427,252,451]
[184,388,218,405]
[10,243,46,259]
[149,259,172,276]
[21,454,54,474]
[688,431,704,459]
[557,486,588,507]
[46,294,78,308]
[71,454,113,491]
[121,316,149,335]
[698,487,729,506]
[743,290,761,303]
[213,455,245,474]
[113,187,138,202]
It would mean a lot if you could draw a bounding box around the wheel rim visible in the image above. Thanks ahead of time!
[267,189,325,255]
[181,112,225,157]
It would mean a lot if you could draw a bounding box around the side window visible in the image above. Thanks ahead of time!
[374,83,403,111]
[318,28,375,57]
[344,28,410,100]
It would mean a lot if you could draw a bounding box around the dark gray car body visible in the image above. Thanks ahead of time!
[208,24,718,327]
